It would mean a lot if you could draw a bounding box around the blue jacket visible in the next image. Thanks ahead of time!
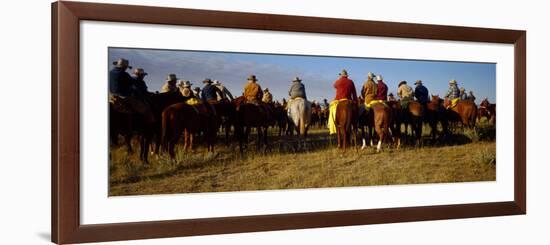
[414,85,429,104]
[201,84,221,101]
[109,68,134,96]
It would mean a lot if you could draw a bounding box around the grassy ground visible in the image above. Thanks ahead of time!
[109,121,496,196]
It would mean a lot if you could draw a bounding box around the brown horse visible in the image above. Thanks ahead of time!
[478,98,496,125]
[371,103,394,152]
[232,97,274,153]
[443,98,478,129]
[386,100,402,148]
[161,102,217,159]
[403,100,425,146]
[273,103,288,136]
[335,100,357,149]
[425,95,450,141]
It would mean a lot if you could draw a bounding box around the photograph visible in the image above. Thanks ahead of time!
[108,47,496,196]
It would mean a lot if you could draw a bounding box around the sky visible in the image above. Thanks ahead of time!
[109,47,496,103]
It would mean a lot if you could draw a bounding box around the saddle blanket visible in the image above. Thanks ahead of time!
[328,99,350,135]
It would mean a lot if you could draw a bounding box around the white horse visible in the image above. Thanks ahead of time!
[287,97,312,138]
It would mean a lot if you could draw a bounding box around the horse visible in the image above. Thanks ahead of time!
[232,97,274,154]
[443,98,478,129]
[272,103,288,136]
[425,95,450,142]
[402,100,425,146]
[109,91,188,164]
[386,100,402,149]
[334,100,358,149]
[287,98,312,138]
[161,102,217,159]
[371,103,394,152]
[478,98,496,125]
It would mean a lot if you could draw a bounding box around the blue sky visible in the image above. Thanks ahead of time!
[109,47,496,103]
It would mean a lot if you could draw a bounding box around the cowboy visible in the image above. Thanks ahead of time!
[108,59,155,123]
[109,58,134,97]
[193,87,201,99]
[262,88,273,103]
[131,68,150,99]
[361,72,378,105]
[374,75,388,101]
[212,80,234,102]
[161,74,178,93]
[289,77,307,100]
[320,98,329,110]
[459,87,468,100]
[177,80,194,98]
[468,91,476,102]
[328,69,358,134]
[243,75,263,103]
[414,80,429,105]
[397,80,413,109]
[334,69,358,101]
[388,93,397,102]
[201,78,222,104]
[445,79,460,100]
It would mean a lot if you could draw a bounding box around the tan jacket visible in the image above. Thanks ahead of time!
[362,79,378,104]
[262,91,273,103]
[397,84,413,99]
[161,82,178,93]
[179,87,193,97]
[244,82,262,101]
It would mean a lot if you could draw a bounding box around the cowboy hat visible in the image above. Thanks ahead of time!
[264,88,269,92]
[178,80,192,88]
[212,80,221,85]
[414,80,422,85]
[368,72,375,79]
[398,80,407,87]
[113,58,132,69]
[449,79,457,84]
[203,78,212,84]
[376,75,383,81]
[459,87,465,91]
[293,77,302,82]
[166,74,178,81]
[339,69,348,76]
[133,68,148,76]
[247,75,258,81]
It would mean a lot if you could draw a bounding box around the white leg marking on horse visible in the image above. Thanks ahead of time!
[377,140,382,153]
[361,139,367,150]
[370,139,374,147]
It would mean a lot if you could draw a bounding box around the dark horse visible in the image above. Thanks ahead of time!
[403,100,425,146]
[335,100,358,149]
[161,102,218,159]
[425,95,450,142]
[443,98,478,129]
[232,97,274,154]
[109,92,188,164]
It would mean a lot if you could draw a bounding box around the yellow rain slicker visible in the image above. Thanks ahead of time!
[186,97,201,105]
[365,99,386,108]
[328,99,349,134]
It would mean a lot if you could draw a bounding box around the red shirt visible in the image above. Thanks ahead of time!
[375,80,388,101]
[333,76,357,101]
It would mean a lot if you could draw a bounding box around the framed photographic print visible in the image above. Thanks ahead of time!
[52,1,526,244]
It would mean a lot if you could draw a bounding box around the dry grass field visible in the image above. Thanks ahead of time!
[109,122,496,196]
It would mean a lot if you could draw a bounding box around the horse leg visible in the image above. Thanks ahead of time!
[336,126,341,148]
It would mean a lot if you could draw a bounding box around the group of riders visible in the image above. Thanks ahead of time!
[110,57,487,155]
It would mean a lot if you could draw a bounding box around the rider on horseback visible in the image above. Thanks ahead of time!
[375,75,388,101]
[361,72,378,107]
[328,69,358,134]
[288,76,307,100]
[243,75,263,103]
[161,74,179,93]
[397,80,413,110]
[212,80,234,102]
[201,78,222,115]
[109,58,155,123]
[445,79,461,108]
[414,80,429,105]
[262,88,273,103]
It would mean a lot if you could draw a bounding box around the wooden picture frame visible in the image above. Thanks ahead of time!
[51,1,526,244]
